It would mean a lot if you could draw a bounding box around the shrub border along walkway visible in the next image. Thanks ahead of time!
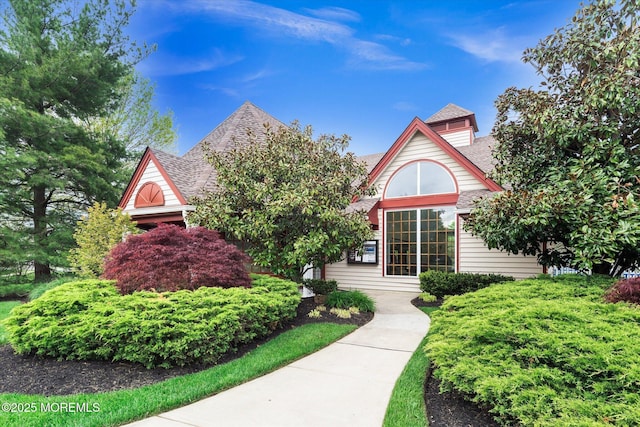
[0,323,356,427]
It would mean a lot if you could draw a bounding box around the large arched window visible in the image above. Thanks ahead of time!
[385,161,456,198]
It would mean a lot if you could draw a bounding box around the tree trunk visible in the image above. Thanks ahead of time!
[33,185,51,282]
[592,262,612,276]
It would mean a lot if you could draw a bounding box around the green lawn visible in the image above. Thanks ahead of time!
[0,300,21,345]
[383,306,436,427]
[0,322,356,427]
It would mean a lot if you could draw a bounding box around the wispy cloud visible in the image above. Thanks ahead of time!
[199,67,275,97]
[181,0,425,71]
[375,34,412,47]
[447,27,527,64]
[139,49,244,77]
[304,6,361,23]
[392,101,418,112]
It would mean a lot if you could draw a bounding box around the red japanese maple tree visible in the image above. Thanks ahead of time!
[103,224,251,293]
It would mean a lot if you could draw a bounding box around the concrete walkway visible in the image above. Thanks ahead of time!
[125,290,431,427]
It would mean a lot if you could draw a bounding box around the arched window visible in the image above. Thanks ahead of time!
[134,182,165,208]
[385,161,456,198]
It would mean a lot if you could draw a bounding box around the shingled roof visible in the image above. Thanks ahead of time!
[156,101,288,199]
[457,134,496,174]
[358,152,385,174]
[182,101,286,163]
[425,103,479,132]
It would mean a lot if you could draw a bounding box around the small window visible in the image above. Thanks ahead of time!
[385,161,455,198]
[134,182,165,208]
[448,119,467,129]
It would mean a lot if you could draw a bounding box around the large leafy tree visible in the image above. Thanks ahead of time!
[84,71,177,160]
[0,0,147,281]
[466,0,640,276]
[189,122,374,282]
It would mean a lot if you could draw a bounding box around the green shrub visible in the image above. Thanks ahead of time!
[28,276,77,300]
[303,278,338,295]
[326,290,375,312]
[419,270,514,298]
[419,292,437,303]
[425,276,639,426]
[0,283,33,298]
[68,201,141,278]
[3,274,300,368]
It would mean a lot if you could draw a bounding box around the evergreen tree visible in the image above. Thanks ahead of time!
[0,0,148,281]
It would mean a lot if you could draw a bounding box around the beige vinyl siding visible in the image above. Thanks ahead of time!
[325,210,421,292]
[458,217,543,279]
[440,129,472,148]
[372,132,486,198]
[326,131,494,293]
[124,159,181,210]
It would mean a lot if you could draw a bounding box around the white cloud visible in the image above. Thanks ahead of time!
[375,34,412,47]
[139,49,244,77]
[182,0,425,71]
[305,7,361,23]
[447,27,527,63]
[347,40,425,71]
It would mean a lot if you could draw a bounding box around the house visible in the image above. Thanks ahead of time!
[118,101,285,228]
[325,103,542,292]
[119,101,543,292]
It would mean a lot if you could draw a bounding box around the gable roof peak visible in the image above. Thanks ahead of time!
[425,103,473,123]
[181,101,286,162]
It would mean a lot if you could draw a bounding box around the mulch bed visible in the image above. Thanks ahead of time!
[2,295,501,426]
[0,297,372,396]
[413,297,500,427]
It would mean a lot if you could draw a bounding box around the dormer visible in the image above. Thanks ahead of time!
[424,103,478,147]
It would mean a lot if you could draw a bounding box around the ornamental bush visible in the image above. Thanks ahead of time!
[604,277,640,305]
[103,224,251,294]
[303,279,338,295]
[424,275,640,426]
[419,270,514,298]
[68,202,141,278]
[326,290,375,312]
[3,274,300,368]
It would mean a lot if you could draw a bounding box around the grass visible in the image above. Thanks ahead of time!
[382,306,436,427]
[0,322,356,427]
[0,301,21,345]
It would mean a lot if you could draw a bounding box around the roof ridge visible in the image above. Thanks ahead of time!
[424,103,474,123]
[182,101,286,162]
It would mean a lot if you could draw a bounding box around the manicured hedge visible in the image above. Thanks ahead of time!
[303,278,338,295]
[425,275,640,426]
[419,270,514,298]
[3,274,300,368]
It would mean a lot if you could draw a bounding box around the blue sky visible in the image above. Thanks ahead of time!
[127,0,582,156]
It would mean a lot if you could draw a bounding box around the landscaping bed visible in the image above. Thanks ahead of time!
[424,275,640,426]
[412,297,499,427]
[0,296,372,396]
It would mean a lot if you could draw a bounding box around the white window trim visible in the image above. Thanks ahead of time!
[385,161,457,199]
